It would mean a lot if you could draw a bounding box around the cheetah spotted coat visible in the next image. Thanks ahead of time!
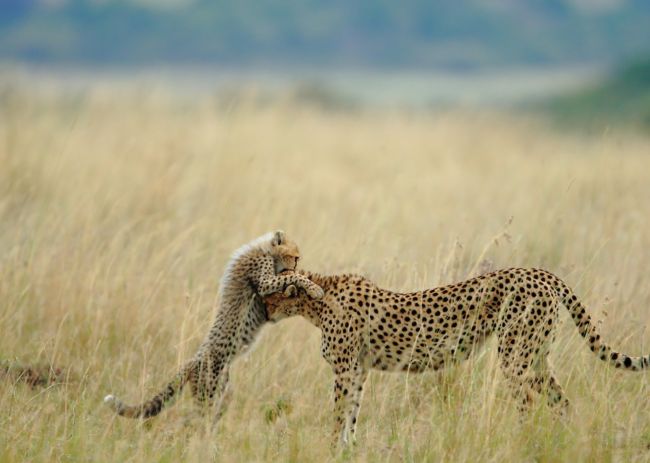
[264,268,650,446]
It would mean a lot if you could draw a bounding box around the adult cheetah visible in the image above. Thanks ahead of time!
[264,268,650,447]
[104,231,324,420]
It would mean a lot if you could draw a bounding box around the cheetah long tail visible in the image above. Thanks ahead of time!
[104,361,195,419]
[544,270,650,371]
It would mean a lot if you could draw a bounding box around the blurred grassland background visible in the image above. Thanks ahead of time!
[2,0,650,462]
[1,91,650,461]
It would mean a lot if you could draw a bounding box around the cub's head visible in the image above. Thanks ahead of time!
[264,285,307,321]
[268,230,300,273]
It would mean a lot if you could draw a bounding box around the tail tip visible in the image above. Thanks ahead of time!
[104,394,117,408]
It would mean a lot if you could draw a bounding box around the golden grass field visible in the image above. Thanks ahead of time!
[1,87,650,462]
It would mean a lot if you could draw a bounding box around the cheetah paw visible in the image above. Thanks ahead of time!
[307,286,325,300]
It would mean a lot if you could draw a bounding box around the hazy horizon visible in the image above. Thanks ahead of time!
[1,62,604,107]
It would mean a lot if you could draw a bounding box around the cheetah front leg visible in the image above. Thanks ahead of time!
[257,273,324,300]
[344,365,368,444]
[332,366,368,448]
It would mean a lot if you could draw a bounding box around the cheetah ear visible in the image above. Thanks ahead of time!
[283,285,298,298]
[271,230,286,246]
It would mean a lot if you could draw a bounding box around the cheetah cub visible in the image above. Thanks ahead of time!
[104,230,323,420]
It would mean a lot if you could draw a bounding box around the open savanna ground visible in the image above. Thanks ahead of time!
[1,89,650,462]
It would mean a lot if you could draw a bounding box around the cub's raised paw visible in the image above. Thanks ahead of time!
[283,285,298,297]
[307,285,325,300]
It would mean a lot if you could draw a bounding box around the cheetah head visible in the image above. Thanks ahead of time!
[269,230,300,273]
[264,285,307,321]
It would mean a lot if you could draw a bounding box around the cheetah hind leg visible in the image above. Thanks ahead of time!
[525,336,570,416]
[496,291,568,416]
[529,359,570,417]
[187,366,232,429]
[211,374,232,427]
[207,367,232,429]
[499,352,569,417]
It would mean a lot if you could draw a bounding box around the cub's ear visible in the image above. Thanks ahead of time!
[271,230,286,246]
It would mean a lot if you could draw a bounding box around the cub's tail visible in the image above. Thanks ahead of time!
[543,270,650,371]
[104,360,196,419]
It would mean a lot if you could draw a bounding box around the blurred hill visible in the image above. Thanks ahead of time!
[542,57,650,129]
[1,0,649,68]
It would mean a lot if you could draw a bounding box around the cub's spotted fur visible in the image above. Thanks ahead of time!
[104,231,323,419]
[264,268,650,446]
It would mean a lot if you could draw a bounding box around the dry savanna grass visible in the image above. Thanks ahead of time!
[1,87,650,462]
